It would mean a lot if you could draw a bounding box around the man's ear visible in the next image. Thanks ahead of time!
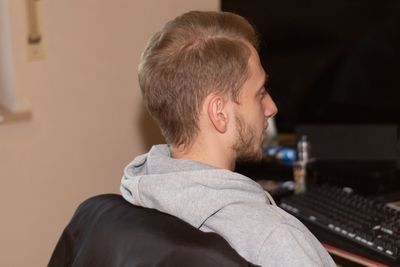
[207,94,229,133]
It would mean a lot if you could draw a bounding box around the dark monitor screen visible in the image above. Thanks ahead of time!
[222,0,400,133]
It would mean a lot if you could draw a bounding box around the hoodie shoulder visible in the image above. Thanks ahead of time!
[257,222,336,266]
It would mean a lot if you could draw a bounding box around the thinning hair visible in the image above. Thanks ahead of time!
[138,10,259,146]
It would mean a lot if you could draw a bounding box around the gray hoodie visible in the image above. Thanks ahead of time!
[120,145,335,267]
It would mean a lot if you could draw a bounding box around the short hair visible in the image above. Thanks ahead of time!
[138,11,259,146]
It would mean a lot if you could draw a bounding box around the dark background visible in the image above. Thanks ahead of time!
[222,0,400,133]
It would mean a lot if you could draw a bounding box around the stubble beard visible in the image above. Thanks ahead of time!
[233,113,265,162]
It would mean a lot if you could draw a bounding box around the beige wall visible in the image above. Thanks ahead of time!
[0,1,219,266]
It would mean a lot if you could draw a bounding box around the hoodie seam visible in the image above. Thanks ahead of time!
[256,222,321,264]
[256,223,281,262]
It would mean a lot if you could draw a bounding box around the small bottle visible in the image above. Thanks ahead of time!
[293,135,310,194]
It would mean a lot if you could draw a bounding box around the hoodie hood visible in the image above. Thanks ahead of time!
[120,144,271,228]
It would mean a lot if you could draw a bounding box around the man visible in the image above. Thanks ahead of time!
[121,11,335,266]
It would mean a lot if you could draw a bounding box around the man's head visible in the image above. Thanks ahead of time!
[139,11,277,161]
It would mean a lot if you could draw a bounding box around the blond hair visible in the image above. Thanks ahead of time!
[139,11,259,146]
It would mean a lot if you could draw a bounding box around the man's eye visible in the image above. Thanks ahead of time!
[260,90,267,100]
[261,87,269,96]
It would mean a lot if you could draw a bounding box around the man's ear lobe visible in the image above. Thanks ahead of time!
[208,95,229,133]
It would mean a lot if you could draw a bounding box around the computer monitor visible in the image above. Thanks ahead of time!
[222,0,400,133]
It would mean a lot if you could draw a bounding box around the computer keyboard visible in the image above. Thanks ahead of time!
[280,184,400,266]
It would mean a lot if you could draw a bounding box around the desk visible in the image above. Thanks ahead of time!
[236,160,400,267]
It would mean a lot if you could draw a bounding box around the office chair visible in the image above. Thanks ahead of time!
[48,194,258,267]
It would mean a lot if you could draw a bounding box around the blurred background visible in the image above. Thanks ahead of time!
[0,0,219,266]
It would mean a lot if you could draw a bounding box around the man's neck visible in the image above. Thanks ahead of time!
[170,142,236,171]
